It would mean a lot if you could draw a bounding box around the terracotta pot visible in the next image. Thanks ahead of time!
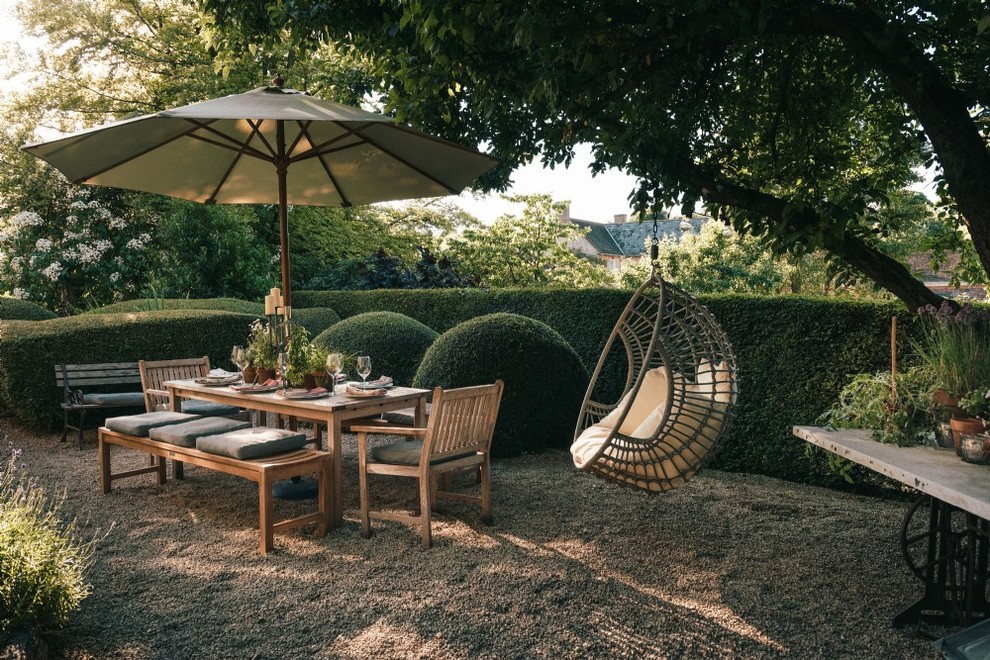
[933,389,968,419]
[255,367,276,383]
[950,417,989,456]
[241,366,257,384]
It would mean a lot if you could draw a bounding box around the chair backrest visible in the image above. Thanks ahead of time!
[422,380,504,464]
[139,356,211,412]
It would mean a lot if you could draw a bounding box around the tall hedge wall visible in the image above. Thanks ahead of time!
[0,310,258,429]
[295,289,917,486]
[90,298,264,316]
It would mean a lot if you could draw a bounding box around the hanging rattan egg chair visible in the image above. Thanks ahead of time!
[571,224,739,493]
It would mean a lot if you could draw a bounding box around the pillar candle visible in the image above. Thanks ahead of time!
[264,294,275,315]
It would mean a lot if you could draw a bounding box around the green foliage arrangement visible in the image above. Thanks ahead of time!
[0,310,257,428]
[90,297,264,316]
[283,324,312,387]
[413,313,588,458]
[312,312,438,386]
[289,307,341,338]
[0,297,56,321]
[818,366,937,448]
[245,319,277,370]
[0,441,95,638]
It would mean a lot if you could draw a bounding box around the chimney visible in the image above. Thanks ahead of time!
[558,203,571,223]
[613,214,627,224]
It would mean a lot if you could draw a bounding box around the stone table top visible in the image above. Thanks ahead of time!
[793,425,990,520]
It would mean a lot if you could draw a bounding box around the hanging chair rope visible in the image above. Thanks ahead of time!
[571,214,739,492]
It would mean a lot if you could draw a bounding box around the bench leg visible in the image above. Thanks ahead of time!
[174,460,184,480]
[77,409,87,450]
[99,435,111,494]
[317,458,330,537]
[259,475,274,555]
[61,409,69,443]
[156,456,167,485]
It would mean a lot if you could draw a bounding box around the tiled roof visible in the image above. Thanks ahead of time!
[571,216,709,257]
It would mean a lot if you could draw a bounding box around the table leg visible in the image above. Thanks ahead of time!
[327,415,344,528]
[895,495,990,627]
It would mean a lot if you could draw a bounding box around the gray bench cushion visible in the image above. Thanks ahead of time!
[105,412,200,437]
[180,401,242,417]
[149,417,251,448]
[82,392,146,406]
[369,440,476,466]
[196,428,308,460]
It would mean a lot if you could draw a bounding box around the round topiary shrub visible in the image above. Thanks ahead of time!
[291,307,341,338]
[412,313,588,458]
[312,312,438,386]
[0,297,57,320]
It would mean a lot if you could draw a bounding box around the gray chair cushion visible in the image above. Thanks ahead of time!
[82,392,146,406]
[105,412,200,438]
[368,440,476,466]
[196,427,308,460]
[180,401,242,417]
[149,417,251,448]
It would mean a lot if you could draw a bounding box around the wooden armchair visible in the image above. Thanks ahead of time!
[353,380,504,548]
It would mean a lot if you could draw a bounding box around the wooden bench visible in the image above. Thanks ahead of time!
[98,427,332,554]
[55,362,145,449]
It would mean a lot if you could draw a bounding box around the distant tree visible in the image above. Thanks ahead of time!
[445,194,614,288]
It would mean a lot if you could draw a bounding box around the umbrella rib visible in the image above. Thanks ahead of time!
[295,122,352,207]
[354,125,461,194]
[182,119,274,161]
[66,118,221,184]
[286,120,312,157]
[288,122,376,163]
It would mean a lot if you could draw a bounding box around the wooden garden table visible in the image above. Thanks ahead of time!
[167,379,428,528]
[794,425,990,627]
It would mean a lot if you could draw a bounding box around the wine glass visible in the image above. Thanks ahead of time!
[277,351,289,389]
[326,352,343,394]
[356,355,372,384]
[231,345,248,371]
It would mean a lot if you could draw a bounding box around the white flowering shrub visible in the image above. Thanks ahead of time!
[0,187,159,313]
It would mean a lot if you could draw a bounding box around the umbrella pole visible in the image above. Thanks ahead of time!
[276,119,292,309]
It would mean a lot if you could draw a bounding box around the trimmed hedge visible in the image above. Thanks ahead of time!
[291,307,341,338]
[296,288,917,486]
[90,297,264,316]
[413,313,587,458]
[0,310,258,429]
[312,312,438,386]
[0,297,57,321]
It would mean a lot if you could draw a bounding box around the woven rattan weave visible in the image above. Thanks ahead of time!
[573,272,739,492]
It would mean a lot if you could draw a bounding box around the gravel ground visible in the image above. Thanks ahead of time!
[4,420,947,659]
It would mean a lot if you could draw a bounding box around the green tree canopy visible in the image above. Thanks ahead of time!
[444,194,614,288]
[198,0,990,311]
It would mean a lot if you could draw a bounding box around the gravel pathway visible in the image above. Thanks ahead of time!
[4,420,946,659]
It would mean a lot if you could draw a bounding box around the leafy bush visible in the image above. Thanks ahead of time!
[0,310,258,429]
[0,297,57,321]
[0,441,95,637]
[312,312,438,386]
[89,297,263,316]
[413,313,588,458]
[290,307,341,337]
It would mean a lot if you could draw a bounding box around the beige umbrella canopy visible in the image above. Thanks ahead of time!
[22,81,498,305]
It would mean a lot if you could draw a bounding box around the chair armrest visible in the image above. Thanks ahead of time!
[350,425,427,437]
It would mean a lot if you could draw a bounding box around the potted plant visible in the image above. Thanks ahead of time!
[283,324,312,388]
[307,344,330,389]
[914,302,990,416]
[246,319,277,382]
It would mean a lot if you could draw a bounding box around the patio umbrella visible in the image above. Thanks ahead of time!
[21,80,498,306]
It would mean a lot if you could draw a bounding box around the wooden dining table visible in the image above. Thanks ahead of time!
[166,379,429,528]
